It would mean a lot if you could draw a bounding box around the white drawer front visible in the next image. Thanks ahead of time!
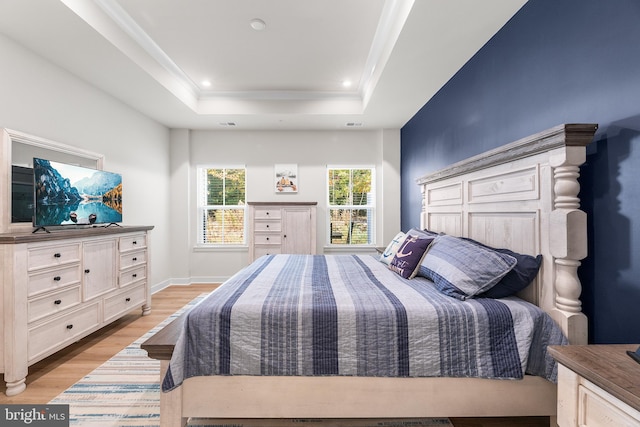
[27,243,81,271]
[119,265,146,288]
[28,264,82,297]
[119,249,147,270]
[28,303,100,362]
[254,247,282,258]
[103,285,146,323]
[579,383,640,426]
[254,234,281,245]
[254,208,281,220]
[120,234,147,252]
[254,220,281,232]
[28,285,81,323]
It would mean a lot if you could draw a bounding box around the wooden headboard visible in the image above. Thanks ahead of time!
[416,123,597,345]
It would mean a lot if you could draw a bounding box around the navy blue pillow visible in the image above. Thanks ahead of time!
[461,237,543,298]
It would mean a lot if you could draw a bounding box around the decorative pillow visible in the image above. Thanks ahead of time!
[459,238,543,298]
[379,232,406,265]
[389,234,435,279]
[421,228,441,237]
[406,227,439,239]
[418,235,517,300]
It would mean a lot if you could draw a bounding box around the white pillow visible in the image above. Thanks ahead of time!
[379,232,406,265]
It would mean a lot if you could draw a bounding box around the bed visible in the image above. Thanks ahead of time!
[142,123,598,427]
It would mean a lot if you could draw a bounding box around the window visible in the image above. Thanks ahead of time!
[197,166,246,245]
[327,167,375,245]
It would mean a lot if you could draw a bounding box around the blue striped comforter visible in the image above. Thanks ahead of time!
[162,254,566,392]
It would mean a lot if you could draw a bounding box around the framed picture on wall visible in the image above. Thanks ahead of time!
[275,164,298,193]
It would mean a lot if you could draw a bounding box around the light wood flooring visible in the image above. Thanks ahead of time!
[0,284,551,427]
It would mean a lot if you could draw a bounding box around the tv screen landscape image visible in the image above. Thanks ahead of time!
[33,157,122,228]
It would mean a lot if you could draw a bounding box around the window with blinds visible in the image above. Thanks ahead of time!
[197,166,246,245]
[327,167,375,245]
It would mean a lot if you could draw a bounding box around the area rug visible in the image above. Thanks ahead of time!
[50,293,452,427]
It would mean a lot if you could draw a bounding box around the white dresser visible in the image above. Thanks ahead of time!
[549,344,640,427]
[248,202,317,262]
[0,225,153,396]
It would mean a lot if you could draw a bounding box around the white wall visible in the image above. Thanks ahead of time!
[170,129,401,282]
[0,33,173,288]
[0,32,402,288]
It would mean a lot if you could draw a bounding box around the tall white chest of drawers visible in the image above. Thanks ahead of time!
[248,202,317,262]
[0,225,153,396]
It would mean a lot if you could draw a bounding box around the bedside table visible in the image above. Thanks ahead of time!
[548,344,640,426]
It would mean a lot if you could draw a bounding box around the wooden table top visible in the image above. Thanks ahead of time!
[548,344,640,412]
[140,312,186,361]
[0,225,154,244]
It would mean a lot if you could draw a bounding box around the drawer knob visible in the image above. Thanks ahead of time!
[66,324,73,330]
[53,276,61,281]
[284,234,287,238]
[125,297,131,302]
[132,257,138,261]
[54,299,62,305]
[84,269,90,274]
[54,253,61,258]
[133,241,138,245]
[266,225,269,228]
[266,212,269,215]
[132,273,137,278]
[266,237,269,241]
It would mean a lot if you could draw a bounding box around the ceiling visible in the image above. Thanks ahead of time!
[0,0,527,130]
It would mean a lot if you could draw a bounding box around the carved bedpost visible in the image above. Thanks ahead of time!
[419,184,427,230]
[549,145,589,345]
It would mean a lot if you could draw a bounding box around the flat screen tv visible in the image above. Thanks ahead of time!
[33,157,122,228]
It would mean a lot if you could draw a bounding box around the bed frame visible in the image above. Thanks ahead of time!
[142,123,598,427]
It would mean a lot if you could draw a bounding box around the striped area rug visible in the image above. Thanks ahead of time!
[49,293,209,426]
[50,293,452,427]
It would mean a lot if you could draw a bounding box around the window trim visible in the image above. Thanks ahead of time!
[326,165,376,246]
[196,165,247,246]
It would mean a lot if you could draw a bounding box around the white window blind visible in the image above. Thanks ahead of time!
[197,166,246,244]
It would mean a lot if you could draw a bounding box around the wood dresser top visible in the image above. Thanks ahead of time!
[549,344,640,412]
[0,225,154,244]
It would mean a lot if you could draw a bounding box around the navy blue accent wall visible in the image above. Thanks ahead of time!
[401,0,640,344]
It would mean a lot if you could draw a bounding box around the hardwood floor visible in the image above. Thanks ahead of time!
[0,284,551,427]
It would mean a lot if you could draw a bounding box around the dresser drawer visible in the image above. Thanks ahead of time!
[27,264,82,297]
[254,208,282,220]
[28,285,81,323]
[103,284,146,323]
[27,243,81,271]
[579,382,640,426]
[254,220,281,232]
[119,249,147,269]
[120,234,147,251]
[119,265,146,288]
[254,246,282,258]
[28,302,100,362]
[254,234,281,245]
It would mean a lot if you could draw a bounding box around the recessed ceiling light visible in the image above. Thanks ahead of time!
[342,80,352,88]
[250,18,266,31]
[201,80,212,88]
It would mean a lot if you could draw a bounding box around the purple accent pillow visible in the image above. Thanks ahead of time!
[389,234,435,279]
